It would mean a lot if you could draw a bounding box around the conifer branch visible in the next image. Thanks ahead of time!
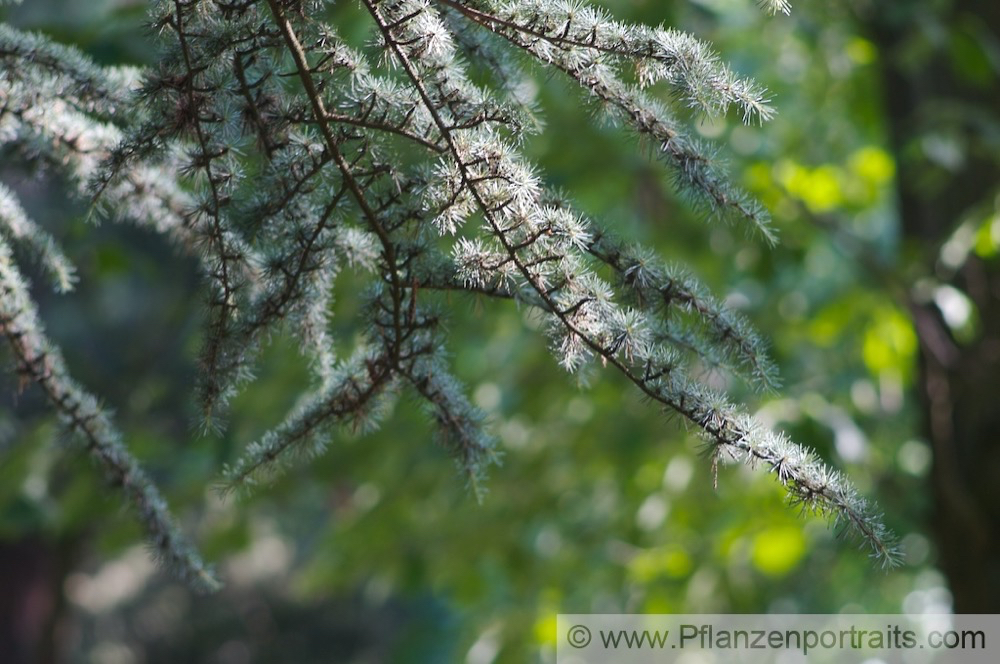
[403,359,499,500]
[436,0,775,123]
[438,0,774,237]
[363,0,895,563]
[0,64,205,252]
[265,0,409,368]
[0,236,220,591]
[0,24,139,118]
[167,0,252,423]
[0,183,77,293]
[222,346,396,492]
[587,232,779,390]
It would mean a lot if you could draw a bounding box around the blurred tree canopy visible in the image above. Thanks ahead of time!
[1,0,998,663]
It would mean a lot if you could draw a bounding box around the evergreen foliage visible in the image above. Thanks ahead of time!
[0,0,898,590]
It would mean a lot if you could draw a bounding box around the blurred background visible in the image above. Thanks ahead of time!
[0,0,997,662]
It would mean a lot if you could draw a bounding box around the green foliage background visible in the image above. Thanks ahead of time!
[3,0,989,661]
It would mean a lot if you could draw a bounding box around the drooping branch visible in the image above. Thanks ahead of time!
[222,345,396,492]
[436,0,775,122]
[439,0,775,237]
[0,236,220,591]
